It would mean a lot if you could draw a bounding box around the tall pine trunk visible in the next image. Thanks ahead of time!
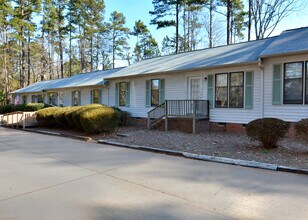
[226,0,231,45]
[27,29,31,86]
[175,1,179,53]
[248,0,252,41]
[209,0,213,48]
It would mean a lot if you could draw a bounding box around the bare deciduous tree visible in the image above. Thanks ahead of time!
[252,0,302,39]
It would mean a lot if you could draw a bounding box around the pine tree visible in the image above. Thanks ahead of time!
[150,0,182,53]
[107,11,129,69]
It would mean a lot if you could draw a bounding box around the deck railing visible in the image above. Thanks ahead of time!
[147,100,209,133]
[0,111,37,129]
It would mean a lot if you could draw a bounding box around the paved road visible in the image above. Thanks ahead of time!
[0,127,307,220]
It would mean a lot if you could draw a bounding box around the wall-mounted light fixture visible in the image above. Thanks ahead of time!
[204,77,208,80]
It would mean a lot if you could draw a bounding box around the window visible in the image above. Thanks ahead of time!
[38,95,44,103]
[72,91,80,106]
[229,72,244,108]
[92,89,101,104]
[22,95,27,104]
[58,92,64,106]
[151,79,159,106]
[49,92,58,106]
[284,62,303,104]
[119,82,126,106]
[31,95,37,103]
[215,73,228,108]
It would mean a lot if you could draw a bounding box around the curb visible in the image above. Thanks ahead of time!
[24,128,93,142]
[98,139,308,175]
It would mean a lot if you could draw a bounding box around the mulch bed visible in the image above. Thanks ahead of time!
[30,126,308,170]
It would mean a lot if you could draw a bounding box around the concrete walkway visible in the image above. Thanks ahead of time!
[0,127,307,220]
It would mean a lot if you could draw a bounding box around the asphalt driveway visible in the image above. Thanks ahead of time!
[0,127,307,220]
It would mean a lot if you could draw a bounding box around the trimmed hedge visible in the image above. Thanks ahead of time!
[0,103,50,114]
[80,107,120,133]
[36,104,120,133]
[295,119,308,142]
[36,107,61,127]
[72,104,103,130]
[246,118,289,149]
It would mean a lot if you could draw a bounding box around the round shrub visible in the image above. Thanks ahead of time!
[36,107,61,127]
[246,118,289,149]
[71,104,103,130]
[11,104,27,112]
[80,106,120,133]
[295,119,308,142]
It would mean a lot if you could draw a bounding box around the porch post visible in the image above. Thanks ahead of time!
[193,100,196,134]
[147,113,150,130]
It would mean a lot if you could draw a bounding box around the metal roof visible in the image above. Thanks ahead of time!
[12,68,123,94]
[260,27,308,57]
[105,37,276,79]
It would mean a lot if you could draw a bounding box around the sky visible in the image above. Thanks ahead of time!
[104,0,308,67]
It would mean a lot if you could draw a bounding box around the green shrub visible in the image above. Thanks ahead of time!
[0,104,13,114]
[295,119,308,142]
[112,107,131,127]
[25,103,45,111]
[246,118,289,149]
[71,104,103,130]
[36,107,61,127]
[0,103,49,114]
[80,106,120,133]
[54,107,70,128]
[64,106,83,128]
[11,104,27,112]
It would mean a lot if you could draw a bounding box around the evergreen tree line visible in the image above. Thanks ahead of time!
[0,0,302,104]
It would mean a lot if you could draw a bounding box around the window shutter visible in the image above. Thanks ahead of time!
[99,89,102,104]
[245,71,254,109]
[78,91,81,106]
[207,75,214,109]
[126,82,130,107]
[90,90,93,104]
[272,64,282,105]
[71,92,74,106]
[146,80,151,107]
[115,83,119,107]
[159,79,165,104]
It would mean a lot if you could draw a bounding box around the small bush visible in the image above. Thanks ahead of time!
[112,107,131,126]
[25,103,46,111]
[295,119,308,142]
[246,118,289,149]
[80,106,120,133]
[71,104,103,130]
[36,107,61,127]
[11,104,27,112]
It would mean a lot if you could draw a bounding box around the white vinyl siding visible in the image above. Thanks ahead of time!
[263,54,308,122]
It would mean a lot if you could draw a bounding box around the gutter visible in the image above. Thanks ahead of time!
[258,58,265,118]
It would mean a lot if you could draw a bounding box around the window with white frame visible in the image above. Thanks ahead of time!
[72,91,80,106]
[91,89,101,104]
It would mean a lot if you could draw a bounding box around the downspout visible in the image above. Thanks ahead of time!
[258,58,264,118]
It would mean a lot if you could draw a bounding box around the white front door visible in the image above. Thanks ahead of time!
[189,77,203,100]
